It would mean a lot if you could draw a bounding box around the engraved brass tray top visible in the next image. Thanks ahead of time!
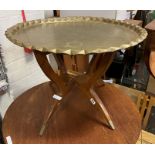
[5,16,147,55]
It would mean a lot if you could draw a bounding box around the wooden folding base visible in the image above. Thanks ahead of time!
[33,51,115,136]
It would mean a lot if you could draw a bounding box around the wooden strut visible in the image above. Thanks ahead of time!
[34,50,115,135]
[39,83,74,135]
[74,81,115,130]
[89,88,115,129]
[33,51,67,95]
[73,53,115,129]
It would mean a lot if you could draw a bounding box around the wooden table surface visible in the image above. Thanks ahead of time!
[124,19,142,27]
[145,20,155,78]
[2,82,141,144]
[145,20,155,31]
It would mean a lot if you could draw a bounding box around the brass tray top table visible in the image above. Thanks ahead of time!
[3,16,147,144]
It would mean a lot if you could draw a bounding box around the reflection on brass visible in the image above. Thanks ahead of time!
[5,16,147,55]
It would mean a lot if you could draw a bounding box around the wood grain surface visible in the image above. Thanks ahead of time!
[2,82,141,144]
[145,20,155,78]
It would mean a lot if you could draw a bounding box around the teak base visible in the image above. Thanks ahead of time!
[33,51,116,135]
[2,82,141,144]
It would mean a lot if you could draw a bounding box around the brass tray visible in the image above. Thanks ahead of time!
[5,16,147,55]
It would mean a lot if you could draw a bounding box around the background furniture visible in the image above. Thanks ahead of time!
[0,113,4,144]
[105,18,150,92]
[113,83,155,131]
[145,20,155,78]
[137,130,155,144]
[146,75,155,96]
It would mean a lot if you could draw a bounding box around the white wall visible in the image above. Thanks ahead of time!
[60,10,116,19]
[60,10,133,20]
[0,10,49,99]
[0,93,13,118]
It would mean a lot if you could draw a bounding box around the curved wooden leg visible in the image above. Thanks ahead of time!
[39,80,76,136]
[74,53,115,129]
[86,53,115,89]
[89,88,115,129]
[74,79,115,130]
[33,50,71,135]
[33,50,67,95]
[39,102,58,136]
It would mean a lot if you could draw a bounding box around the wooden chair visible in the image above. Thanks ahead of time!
[142,96,155,129]
[137,130,155,144]
[113,83,145,106]
[113,84,154,129]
